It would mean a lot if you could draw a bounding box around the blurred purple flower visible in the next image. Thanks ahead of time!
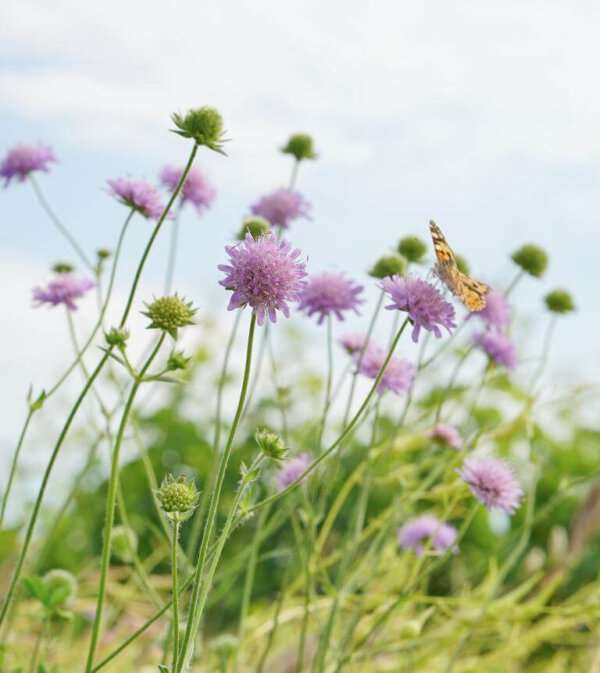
[276,453,311,490]
[458,457,523,514]
[428,424,463,450]
[473,331,517,369]
[108,178,166,219]
[339,332,372,356]
[160,165,216,214]
[1,144,57,186]
[218,233,307,326]
[357,345,415,395]
[298,272,363,325]
[472,288,510,331]
[398,515,458,556]
[250,189,310,229]
[381,275,456,343]
[33,274,95,311]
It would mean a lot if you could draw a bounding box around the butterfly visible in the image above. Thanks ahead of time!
[429,220,489,312]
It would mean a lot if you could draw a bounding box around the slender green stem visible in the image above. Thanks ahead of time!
[84,334,165,673]
[29,174,95,272]
[119,143,198,328]
[235,505,271,672]
[504,269,524,297]
[256,560,290,673]
[177,313,257,672]
[0,407,33,527]
[29,614,48,673]
[435,347,473,423]
[267,331,289,441]
[0,351,110,628]
[246,318,409,517]
[288,159,300,190]
[171,518,181,671]
[528,315,557,396]
[164,206,183,294]
[342,287,385,428]
[317,315,334,449]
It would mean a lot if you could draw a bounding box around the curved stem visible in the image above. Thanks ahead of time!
[84,335,165,673]
[435,346,473,423]
[0,352,110,627]
[246,318,409,517]
[288,159,300,190]
[317,315,334,449]
[342,288,385,428]
[164,206,182,294]
[29,174,95,272]
[267,332,289,441]
[177,313,257,672]
[119,143,198,328]
[0,407,33,527]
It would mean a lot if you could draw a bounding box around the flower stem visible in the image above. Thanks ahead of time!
[0,406,33,527]
[171,518,181,671]
[29,174,95,273]
[83,334,165,673]
[246,318,409,517]
[164,205,183,294]
[176,313,257,672]
[317,315,334,449]
[0,350,110,628]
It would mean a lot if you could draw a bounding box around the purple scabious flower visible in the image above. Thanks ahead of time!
[381,275,456,343]
[218,233,307,326]
[472,289,510,331]
[398,515,458,556]
[473,331,517,369]
[458,457,523,514]
[1,144,57,186]
[32,274,95,311]
[276,453,311,490]
[250,189,310,230]
[339,332,372,356]
[357,345,415,395]
[428,424,463,450]
[297,272,364,325]
[108,178,166,219]
[160,165,216,214]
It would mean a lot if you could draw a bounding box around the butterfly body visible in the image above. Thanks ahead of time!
[429,220,489,312]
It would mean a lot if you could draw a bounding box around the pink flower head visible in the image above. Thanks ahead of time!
[33,274,95,311]
[276,453,311,490]
[339,332,372,356]
[398,515,458,556]
[297,272,363,325]
[381,275,456,343]
[473,331,517,369]
[357,344,415,396]
[108,178,166,219]
[472,289,510,331]
[160,165,216,214]
[250,189,311,230]
[458,457,523,514]
[218,232,307,326]
[428,424,463,450]
[1,144,57,186]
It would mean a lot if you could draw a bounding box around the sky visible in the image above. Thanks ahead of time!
[2,0,600,464]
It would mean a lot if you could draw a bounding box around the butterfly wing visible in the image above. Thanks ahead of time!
[428,220,489,312]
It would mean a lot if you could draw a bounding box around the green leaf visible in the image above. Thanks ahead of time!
[22,576,49,605]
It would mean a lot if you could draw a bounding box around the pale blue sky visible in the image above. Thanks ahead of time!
[2,0,600,458]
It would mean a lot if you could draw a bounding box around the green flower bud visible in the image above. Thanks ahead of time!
[167,350,191,371]
[96,248,112,260]
[43,569,78,607]
[111,525,138,563]
[237,216,271,241]
[455,254,470,275]
[171,107,227,155]
[142,294,196,339]
[544,288,575,314]
[397,236,427,263]
[281,133,317,162]
[255,427,287,461]
[368,253,407,279]
[511,244,548,278]
[52,262,75,274]
[156,474,200,521]
[105,326,130,350]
